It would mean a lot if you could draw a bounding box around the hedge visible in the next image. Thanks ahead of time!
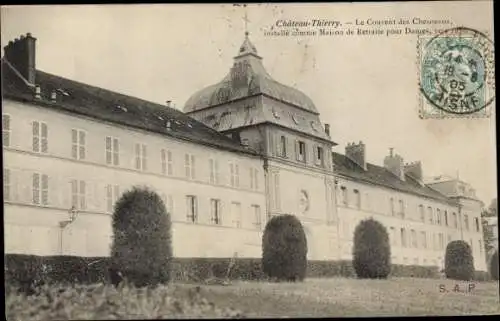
[111,186,172,287]
[6,254,447,293]
[262,214,308,282]
[352,218,391,279]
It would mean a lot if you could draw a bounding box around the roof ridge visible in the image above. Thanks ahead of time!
[35,69,179,113]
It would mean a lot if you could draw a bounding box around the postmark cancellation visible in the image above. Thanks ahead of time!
[417,27,495,119]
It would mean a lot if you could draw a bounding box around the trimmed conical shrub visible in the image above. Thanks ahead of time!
[352,218,391,279]
[490,249,499,281]
[445,240,474,281]
[110,186,172,287]
[262,214,308,282]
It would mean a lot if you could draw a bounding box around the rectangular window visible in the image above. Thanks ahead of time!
[401,228,407,247]
[32,121,48,153]
[105,136,119,166]
[184,154,196,179]
[453,212,458,228]
[439,233,444,250]
[250,167,258,190]
[399,200,405,217]
[390,227,396,246]
[444,210,449,226]
[32,173,49,205]
[341,187,348,206]
[464,215,469,230]
[428,207,433,224]
[390,198,395,215]
[106,185,120,213]
[135,143,147,171]
[231,201,242,228]
[3,114,11,147]
[161,149,171,175]
[353,189,361,209]
[411,229,417,248]
[230,163,239,187]
[71,129,86,160]
[474,217,480,232]
[71,179,86,210]
[315,146,324,166]
[419,205,425,221]
[210,199,221,225]
[296,140,306,162]
[479,240,483,254]
[160,193,174,215]
[421,231,427,249]
[436,209,442,225]
[209,159,218,184]
[279,135,287,157]
[186,195,198,223]
[3,168,10,201]
[252,205,262,230]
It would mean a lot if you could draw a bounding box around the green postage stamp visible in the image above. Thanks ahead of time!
[417,27,495,118]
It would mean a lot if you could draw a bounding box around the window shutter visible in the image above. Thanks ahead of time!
[295,140,299,161]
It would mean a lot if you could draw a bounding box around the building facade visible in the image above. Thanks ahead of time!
[2,33,488,271]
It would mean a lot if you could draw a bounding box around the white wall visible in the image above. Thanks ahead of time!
[3,99,266,258]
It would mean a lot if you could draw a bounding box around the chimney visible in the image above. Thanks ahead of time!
[404,161,423,182]
[34,86,41,99]
[3,33,37,84]
[325,124,330,136]
[345,141,367,170]
[166,100,172,108]
[383,148,405,181]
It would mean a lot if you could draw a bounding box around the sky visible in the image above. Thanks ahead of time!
[1,2,496,205]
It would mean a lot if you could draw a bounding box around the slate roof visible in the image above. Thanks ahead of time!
[184,35,319,114]
[332,152,458,205]
[1,58,260,156]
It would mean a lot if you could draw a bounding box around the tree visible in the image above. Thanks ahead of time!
[262,214,308,282]
[481,198,497,254]
[352,218,391,279]
[110,186,172,287]
[489,249,499,281]
[445,240,474,281]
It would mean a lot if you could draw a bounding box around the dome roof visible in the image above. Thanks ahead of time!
[184,34,318,114]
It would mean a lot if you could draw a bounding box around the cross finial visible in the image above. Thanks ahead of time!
[243,4,249,37]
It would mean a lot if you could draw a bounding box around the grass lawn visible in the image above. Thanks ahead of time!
[182,277,500,317]
[7,277,499,318]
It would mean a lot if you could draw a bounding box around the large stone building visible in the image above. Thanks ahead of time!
[2,33,488,271]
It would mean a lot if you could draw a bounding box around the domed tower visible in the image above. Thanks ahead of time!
[185,33,339,260]
[184,33,336,160]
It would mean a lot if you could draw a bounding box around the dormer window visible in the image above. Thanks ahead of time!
[296,140,306,162]
[315,146,324,166]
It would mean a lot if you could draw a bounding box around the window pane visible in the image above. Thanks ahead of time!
[2,114,10,129]
[32,173,40,204]
[33,136,39,152]
[106,137,111,150]
[2,132,9,147]
[41,137,48,153]
[41,123,48,138]
[72,129,78,144]
[79,146,85,160]
[33,121,39,136]
[79,131,85,145]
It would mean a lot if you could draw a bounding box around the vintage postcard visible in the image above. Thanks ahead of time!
[2,1,497,318]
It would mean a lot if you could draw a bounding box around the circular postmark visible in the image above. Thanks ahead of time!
[420,27,495,115]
